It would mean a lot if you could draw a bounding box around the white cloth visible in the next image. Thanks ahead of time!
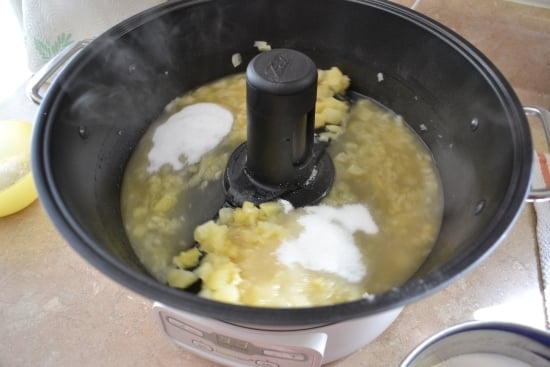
[12,0,166,72]
[533,151,550,327]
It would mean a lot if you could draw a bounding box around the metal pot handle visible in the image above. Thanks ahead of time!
[525,106,550,202]
[26,40,92,105]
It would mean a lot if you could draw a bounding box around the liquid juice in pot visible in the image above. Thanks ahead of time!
[120,68,443,307]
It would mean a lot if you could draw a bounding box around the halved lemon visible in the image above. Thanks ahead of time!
[0,119,38,217]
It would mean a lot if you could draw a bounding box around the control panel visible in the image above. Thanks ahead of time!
[153,303,327,367]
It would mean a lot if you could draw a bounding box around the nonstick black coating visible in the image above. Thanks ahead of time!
[32,0,532,325]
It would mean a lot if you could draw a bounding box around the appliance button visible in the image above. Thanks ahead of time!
[166,316,204,337]
[263,349,306,361]
[192,339,213,352]
[255,361,279,367]
[215,334,250,352]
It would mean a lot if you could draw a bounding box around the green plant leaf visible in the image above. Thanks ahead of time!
[33,32,73,62]
[33,38,51,60]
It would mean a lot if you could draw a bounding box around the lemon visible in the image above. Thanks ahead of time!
[0,120,38,217]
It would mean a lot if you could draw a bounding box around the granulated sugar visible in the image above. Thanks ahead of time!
[147,103,233,173]
[431,353,532,367]
[0,154,29,190]
[276,204,378,282]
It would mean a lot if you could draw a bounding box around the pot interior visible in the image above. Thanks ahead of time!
[33,0,532,325]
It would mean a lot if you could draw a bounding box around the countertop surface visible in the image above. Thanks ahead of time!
[1,1,550,366]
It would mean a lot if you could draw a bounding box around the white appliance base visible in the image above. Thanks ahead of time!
[153,302,402,366]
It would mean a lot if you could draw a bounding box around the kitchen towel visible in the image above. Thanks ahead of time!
[11,0,167,72]
[533,152,550,328]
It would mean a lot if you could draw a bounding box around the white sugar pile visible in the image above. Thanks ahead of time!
[147,102,233,173]
[276,204,378,282]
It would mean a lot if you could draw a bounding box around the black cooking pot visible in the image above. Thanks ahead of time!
[31,0,532,326]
